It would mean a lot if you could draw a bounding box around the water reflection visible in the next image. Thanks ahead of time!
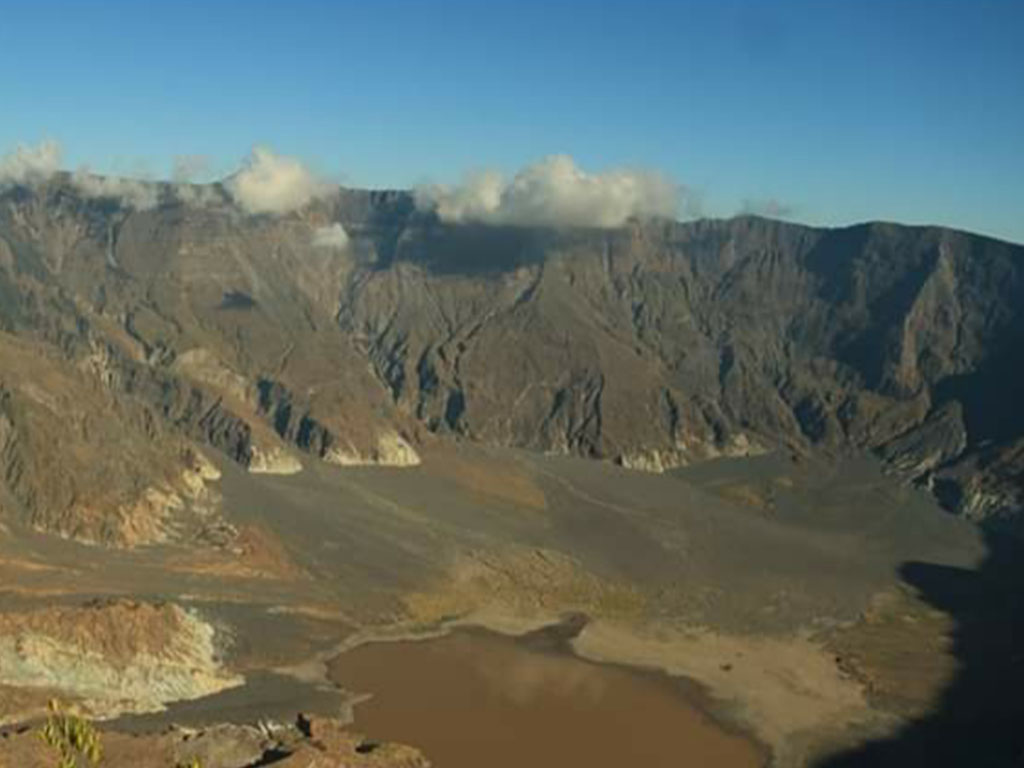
[469,637,608,706]
[328,628,763,768]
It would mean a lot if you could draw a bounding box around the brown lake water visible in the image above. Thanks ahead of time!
[327,628,763,768]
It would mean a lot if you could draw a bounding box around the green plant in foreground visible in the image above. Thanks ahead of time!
[37,698,202,768]
[37,699,102,768]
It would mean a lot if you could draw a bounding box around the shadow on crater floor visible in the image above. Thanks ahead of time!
[816,528,1024,767]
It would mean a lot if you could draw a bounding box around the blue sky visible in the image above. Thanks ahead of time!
[1,0,1022,242]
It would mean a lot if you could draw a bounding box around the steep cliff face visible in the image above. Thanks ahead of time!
[0,180,423,543]
[0,332,225,547]
[340,214,1023,529]
[0,177,1021,541]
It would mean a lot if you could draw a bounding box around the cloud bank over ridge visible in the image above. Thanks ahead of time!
[1,141,693,229]
[171,155,213,183]
[226,147,332,214]
[0,141,160,209]
[0,140,334,215]
[415,155,681,228]
[71,169,161,210]
[0,140,62,184]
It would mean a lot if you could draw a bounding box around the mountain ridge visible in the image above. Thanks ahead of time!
[0,175,1021,546]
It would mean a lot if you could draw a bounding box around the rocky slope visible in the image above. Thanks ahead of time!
[0,599,240,720]
[0,175,1021,542]
[0,712,430,768]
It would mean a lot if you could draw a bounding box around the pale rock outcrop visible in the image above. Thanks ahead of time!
[618,433,765,473]
[0,600,242,718]
[172,349,253,407]
[248,445,304,475]
[324,431,421,468]
[104,450,224,547]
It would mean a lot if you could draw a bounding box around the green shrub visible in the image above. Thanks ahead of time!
[37,699,102,768]
[37,699,202,768]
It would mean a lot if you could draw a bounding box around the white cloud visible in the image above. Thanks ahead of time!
[0,140,63,185]
[226,146,331,215]
[1,139,160,208]
[415,155,680,228]
[414,170,505,223]
[172,183,223,208]
[311,223,350,249]
[71,168,160,210]
[171,155,212,183]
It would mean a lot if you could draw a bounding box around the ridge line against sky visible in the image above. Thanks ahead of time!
[0,0,1021,242]
[0,141,696,230]
[3,139,1023,246]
